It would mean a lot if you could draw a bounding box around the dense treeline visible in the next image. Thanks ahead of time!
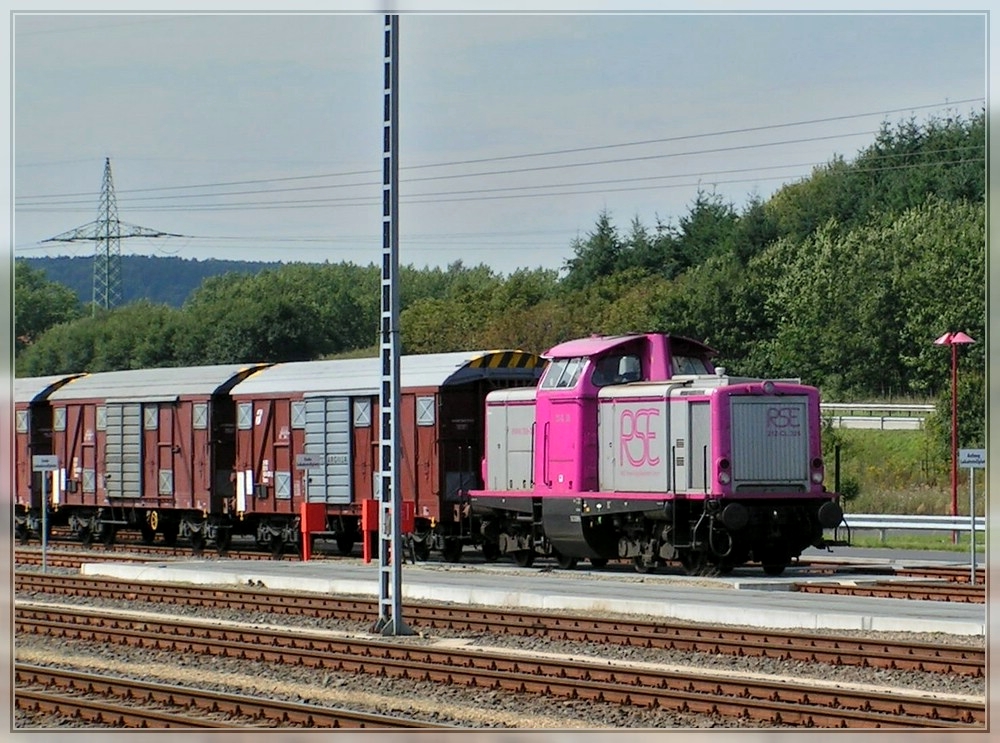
[15,112,985,451]
[20,255,275,308]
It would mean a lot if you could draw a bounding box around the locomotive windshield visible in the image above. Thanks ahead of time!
[540,357,587,389]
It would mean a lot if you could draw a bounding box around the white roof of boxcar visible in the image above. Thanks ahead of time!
[13,374,83,403]
[230,350,543,398]
[45,364,265,403]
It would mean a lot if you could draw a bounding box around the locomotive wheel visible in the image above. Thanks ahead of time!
[512,550,535,568]
[633,555,656,574]
[481,540,500,563]
[589,557,609,569]
[761,562,786,576]
[678,550,707,576]
[335,535,355,556]
[554,551,578,570]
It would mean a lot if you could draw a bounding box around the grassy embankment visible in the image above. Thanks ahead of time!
[825,428,986,552]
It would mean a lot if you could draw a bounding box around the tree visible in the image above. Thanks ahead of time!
[562,211,623,290]
[14,261,84,355]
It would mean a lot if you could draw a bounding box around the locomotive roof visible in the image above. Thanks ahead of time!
[229,350,544,397]
[13,373,83,403]
[545,333,716,359]
[44,363,266,403]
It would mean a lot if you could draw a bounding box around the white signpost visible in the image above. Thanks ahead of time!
[958,449,986,583]
[32,455,58,573]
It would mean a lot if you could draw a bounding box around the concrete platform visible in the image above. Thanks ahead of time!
[80,555,986,636]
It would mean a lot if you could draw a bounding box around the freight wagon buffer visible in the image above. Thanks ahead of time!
[38,364,266,548]
[227,350,543,559]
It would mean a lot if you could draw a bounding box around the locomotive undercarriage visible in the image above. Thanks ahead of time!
[473,495,842,576]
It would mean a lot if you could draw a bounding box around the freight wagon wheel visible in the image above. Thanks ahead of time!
[512,550,534,568]
[270,535,286,560]
[412,539,431,562]
[161,524,179,547]
[215,530,232,556]
[79,527,94,547]
[589,557,609,569]
[139,524,157,545]
[335,535,355,556]
[100,525,117,548]
[15,522,30,546]
[190,532,206,557]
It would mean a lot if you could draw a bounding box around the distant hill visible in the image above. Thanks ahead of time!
[21,255,292,307]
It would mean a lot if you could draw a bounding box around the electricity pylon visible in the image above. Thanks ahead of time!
[42,157,184,314]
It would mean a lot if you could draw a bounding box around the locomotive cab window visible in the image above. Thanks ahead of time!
[540,357,586,389]
[591,353,642,387]
[671,355,710,375]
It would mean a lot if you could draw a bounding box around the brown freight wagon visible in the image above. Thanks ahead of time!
[40,363,266,548]
[227,349,544,560]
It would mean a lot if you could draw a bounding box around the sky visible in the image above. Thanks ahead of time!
[5,4,990,278]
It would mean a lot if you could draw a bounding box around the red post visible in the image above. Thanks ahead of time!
[949,342,958,519]
[934,331,974,533]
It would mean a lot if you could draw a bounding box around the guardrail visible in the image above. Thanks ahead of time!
[835,513,985,541]
[820,403,935,431]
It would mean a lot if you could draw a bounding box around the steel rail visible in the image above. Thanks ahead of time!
[15,605,985,729]
[14,662,442,729]
[15,573,984,677]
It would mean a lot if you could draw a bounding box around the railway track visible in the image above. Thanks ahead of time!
[793,580,985,603]
[16,572,985,677]
[14,603,984,729]
[15,663,446,729]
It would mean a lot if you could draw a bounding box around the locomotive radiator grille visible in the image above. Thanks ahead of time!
[729,396,809,485]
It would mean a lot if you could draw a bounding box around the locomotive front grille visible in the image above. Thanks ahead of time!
[729,396,809,485]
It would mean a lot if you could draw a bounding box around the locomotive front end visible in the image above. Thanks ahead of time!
[706,380,844,573]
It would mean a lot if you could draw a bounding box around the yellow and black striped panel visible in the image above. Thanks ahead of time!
[468,350,545,370]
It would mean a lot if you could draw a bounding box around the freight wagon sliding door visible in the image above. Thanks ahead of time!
[304,396,352,504]
[104,403,142,499]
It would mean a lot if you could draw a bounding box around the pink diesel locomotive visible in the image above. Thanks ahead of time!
[469,332,845,575]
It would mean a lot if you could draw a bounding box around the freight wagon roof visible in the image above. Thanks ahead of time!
[45,364,265,403]
[230,350,544,397]
[14,374,83,403]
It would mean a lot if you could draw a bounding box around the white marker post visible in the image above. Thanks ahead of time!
[958,448,985,583]
[32,455,59,573]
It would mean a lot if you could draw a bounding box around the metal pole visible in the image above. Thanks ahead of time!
[969,466,975,584]
[41,472,48,574]
[373,13,412,637]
